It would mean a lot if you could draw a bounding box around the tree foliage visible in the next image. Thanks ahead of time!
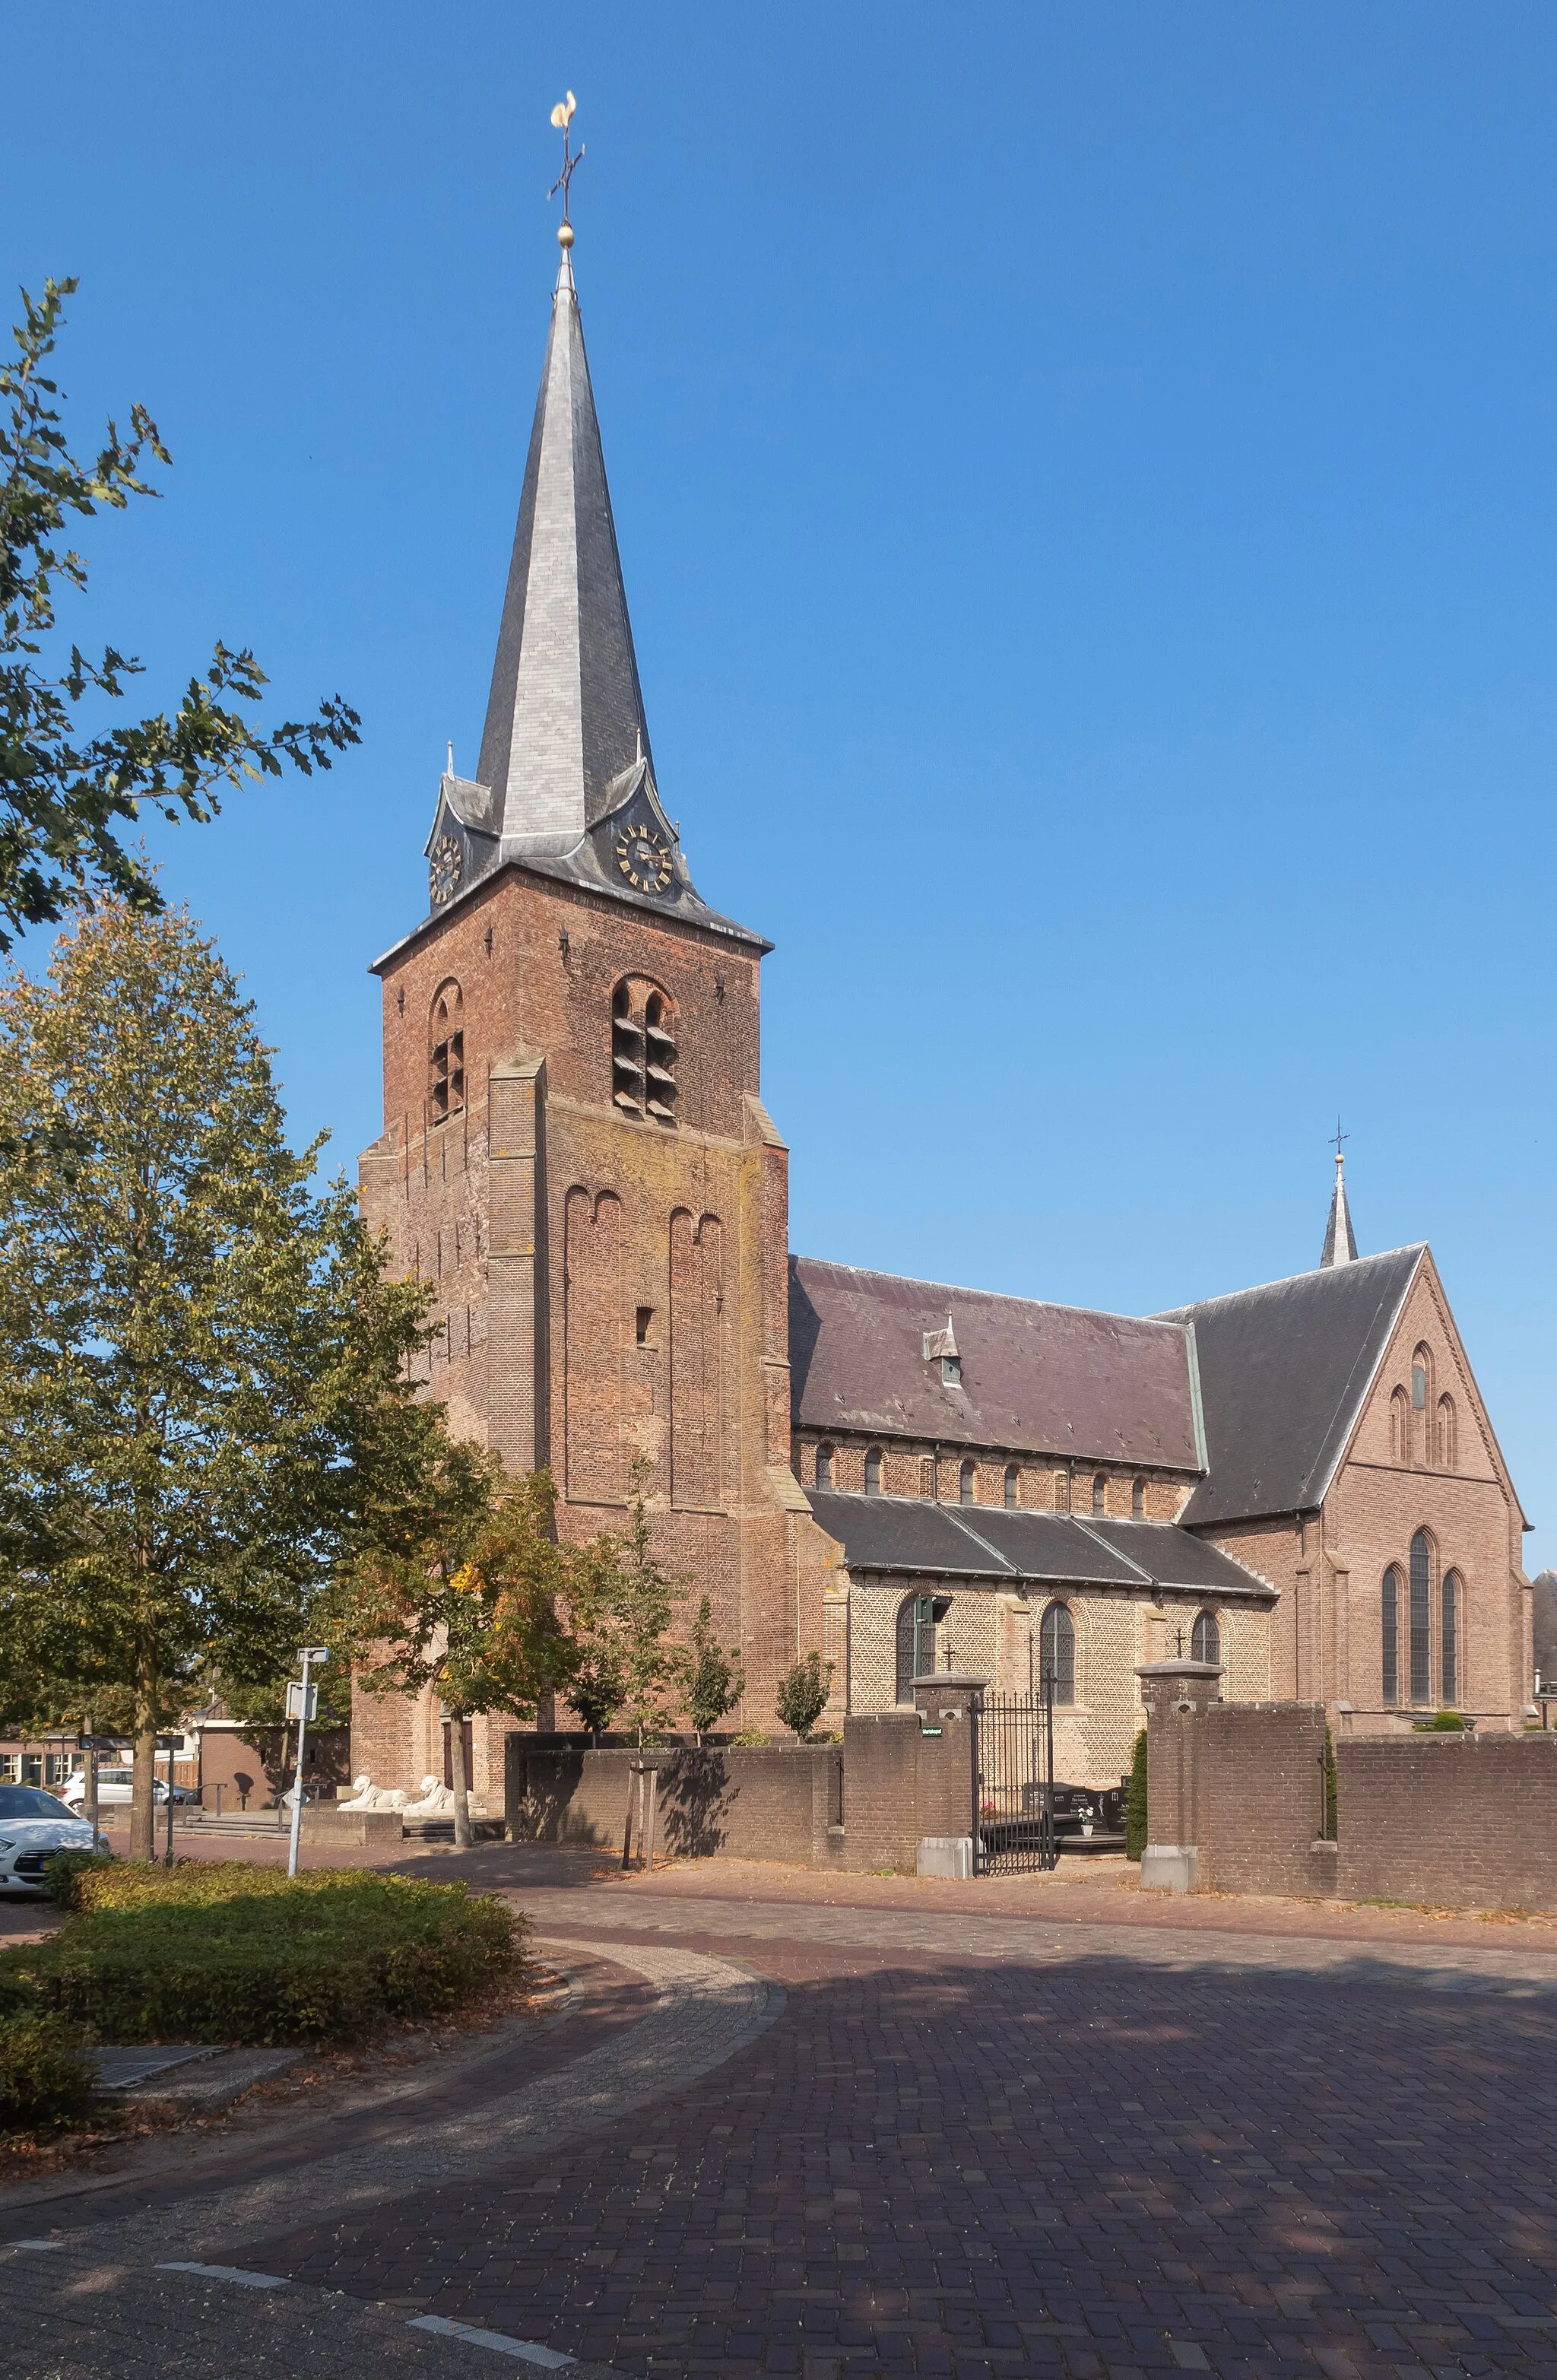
[340,1464,579,1845]
[687,1596,744,1742]
[0,278,359,953]
[565,1462,691,1747]
[0,900,430,1857]
[775,1652,832,1744]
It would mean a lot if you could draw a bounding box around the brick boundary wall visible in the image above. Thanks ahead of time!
[1200,1702,1335,1898]
[506,1741,845,1869]
[1336,1734,1557,1910]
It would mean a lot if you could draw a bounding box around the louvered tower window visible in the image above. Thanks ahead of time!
[430,982,465,1122]
[611,979,677,1125]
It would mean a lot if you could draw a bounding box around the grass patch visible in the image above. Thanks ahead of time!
[0,1861,524,2048]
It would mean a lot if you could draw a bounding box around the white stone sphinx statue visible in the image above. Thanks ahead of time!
[338,1773,409,1813]
[404,1775,456,1816]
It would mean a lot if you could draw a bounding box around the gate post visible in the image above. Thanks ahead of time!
[1135,1656,1222,1891]
[912,1672,985,1880]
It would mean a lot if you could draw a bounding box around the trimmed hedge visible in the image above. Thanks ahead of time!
[0,2012,97,2132]
[0,1861,524,2048]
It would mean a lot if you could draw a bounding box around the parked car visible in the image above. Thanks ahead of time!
[59,1767,196,1810]
[0,1783,111,1894]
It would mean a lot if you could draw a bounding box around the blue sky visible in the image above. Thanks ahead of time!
[7,5,1557,1566]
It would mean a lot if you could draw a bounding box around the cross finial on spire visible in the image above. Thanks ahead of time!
[1320,1119,1359,1269]
[548,90,585,251]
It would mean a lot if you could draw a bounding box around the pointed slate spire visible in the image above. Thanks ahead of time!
[474,247,653,853]
[1319,1149,1359,1269]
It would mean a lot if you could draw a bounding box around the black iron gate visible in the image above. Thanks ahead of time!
[972,1680,1058,1874]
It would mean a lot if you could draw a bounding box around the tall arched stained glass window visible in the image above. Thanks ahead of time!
[1410,1531,1433,1706]
[1442,1569,1461,1707]
[1039,1602,1077,1705]
[1382,1566,1401,1705]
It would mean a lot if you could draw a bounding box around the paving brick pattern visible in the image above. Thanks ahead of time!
[244,1919,1557,2380]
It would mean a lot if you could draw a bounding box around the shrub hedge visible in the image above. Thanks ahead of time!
[0,2012,97,2132]
[0,1862,524,2048]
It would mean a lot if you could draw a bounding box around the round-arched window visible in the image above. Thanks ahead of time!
[1039,1602,1077,1705]
[864,1447,883,1496]
[1191,1609,1221,1667]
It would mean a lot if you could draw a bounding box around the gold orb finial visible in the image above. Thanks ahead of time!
[557,220,575,249]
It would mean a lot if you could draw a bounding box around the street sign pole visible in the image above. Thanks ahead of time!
[286,1649,329,1880]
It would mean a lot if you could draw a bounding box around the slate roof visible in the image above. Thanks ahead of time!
[789,1258,1202,1468]
[805,1491,1274,1601]
[382,248,766,963]
[1156,1246,1425,1528]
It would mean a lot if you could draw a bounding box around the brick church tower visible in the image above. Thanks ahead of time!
[355,232,832,1797]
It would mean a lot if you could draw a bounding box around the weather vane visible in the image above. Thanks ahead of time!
[548,90,584,250]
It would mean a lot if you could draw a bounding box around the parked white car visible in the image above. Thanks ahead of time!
[0,1784,110,1895]
[59,1767,195,1810]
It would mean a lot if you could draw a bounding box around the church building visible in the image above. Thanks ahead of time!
[353,222,1534,1805]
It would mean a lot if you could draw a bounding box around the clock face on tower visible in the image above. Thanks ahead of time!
[429,832,464,907]
[612,812,674,896]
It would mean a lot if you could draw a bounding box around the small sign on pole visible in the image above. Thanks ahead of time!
[286,1649,330,1880]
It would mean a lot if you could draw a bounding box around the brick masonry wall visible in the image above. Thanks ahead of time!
[1200,1702,1331,1897]
[506,1741,843,1868]
[1145,1693,1335,1896]
[1336,1734,1557,1910]
[840,1711,924,1874]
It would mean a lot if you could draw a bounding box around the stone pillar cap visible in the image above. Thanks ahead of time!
[1135,1658,1224,1681]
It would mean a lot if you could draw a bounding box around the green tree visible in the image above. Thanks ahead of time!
[566,1462,690,1747]
[343,1465,579,1847]
[0,900,430,1859]
[1,278,358,954]
[775,1652,832,1744]
[687,1596,744,1744]
[1125,1727,1149,1861]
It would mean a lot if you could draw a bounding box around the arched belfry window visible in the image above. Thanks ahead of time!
[1191,1609,1221,1667]
[610,978,677,1125]
[1381,1566,1402,1705]
[1409,1531,1433,1706]
[959,1459,976,1506]
[1039,1602,1077,1704]
[429,982,465,1122]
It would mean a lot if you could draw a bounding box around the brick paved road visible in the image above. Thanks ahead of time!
[233,1906,1557,2380]
[11,1857,1557,2380]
